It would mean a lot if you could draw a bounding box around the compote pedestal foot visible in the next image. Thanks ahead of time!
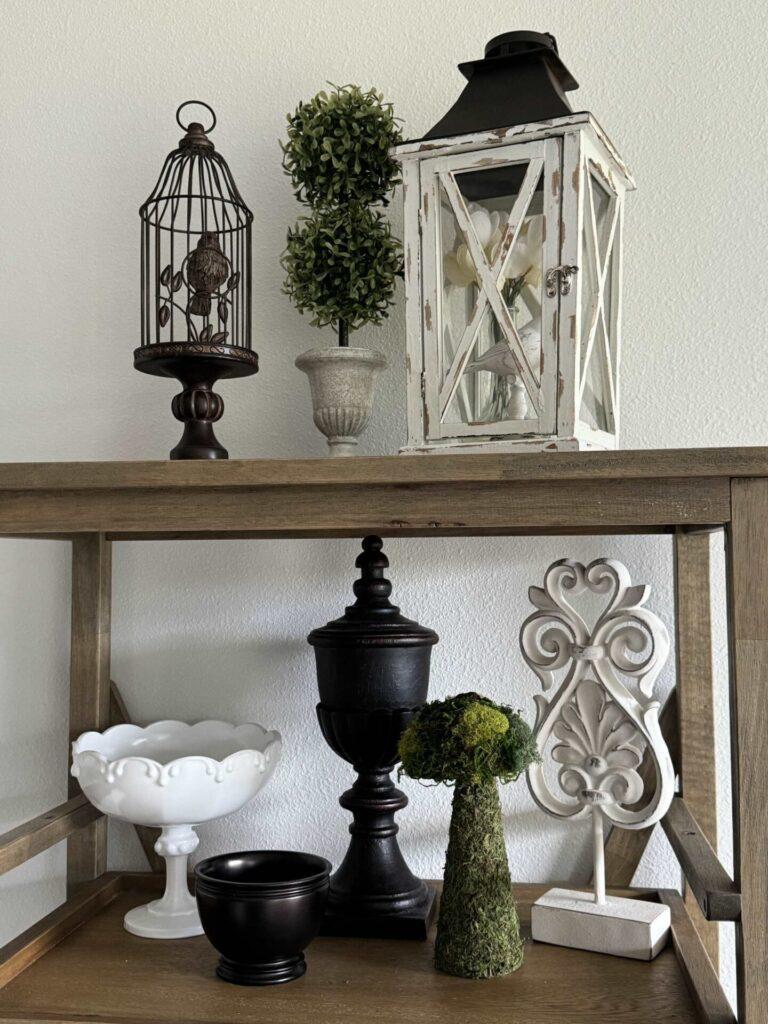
[124,825,202,939]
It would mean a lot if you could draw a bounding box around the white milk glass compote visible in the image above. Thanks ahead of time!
[71,720,281,939]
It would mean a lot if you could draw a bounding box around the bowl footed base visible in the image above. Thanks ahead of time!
[216,953,307,986]
[124,891,203,939]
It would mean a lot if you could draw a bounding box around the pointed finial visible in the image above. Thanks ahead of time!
[352,536,394,609]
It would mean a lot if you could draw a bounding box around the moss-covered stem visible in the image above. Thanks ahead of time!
[435,777,523,978]
[338,318,349,348]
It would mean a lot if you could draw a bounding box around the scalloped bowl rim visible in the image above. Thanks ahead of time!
[71,719,282,777]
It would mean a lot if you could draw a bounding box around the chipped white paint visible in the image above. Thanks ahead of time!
[522,558,675,959]
[394,117,633,454]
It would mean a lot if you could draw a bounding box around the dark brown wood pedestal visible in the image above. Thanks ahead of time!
[319,765,437,939]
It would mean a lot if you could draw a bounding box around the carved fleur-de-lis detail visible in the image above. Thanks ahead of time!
[522,559,675,830]
[553,679,644,807]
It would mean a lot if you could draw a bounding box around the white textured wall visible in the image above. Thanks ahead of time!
[2,0,765,1003]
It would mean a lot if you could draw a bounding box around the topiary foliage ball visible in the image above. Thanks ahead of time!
[399,693,539,980]
[281,206,403,331]
[282,85,402,207]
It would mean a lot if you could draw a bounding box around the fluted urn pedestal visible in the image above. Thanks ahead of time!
[308,536,438,939]
[295,347,386,457]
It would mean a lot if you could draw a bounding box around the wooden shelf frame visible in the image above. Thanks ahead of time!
[0,447,763,1022]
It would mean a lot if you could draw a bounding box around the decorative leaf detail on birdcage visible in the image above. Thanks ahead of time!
[155,246,240,345]
[521,559,675,829]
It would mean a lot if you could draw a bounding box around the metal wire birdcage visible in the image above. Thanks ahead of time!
[134,101,258,460]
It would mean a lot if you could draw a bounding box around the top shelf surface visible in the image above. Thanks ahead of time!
[0,446,767,490]
[0,447,762,538]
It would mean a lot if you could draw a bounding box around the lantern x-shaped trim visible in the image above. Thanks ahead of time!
[395,102,635,454]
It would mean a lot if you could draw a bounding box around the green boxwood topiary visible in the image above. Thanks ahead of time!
[399,692,539,979]
[282,84,402,208]
[282,206,402,332]
[281,83,404,346]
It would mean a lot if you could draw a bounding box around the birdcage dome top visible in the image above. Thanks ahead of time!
[140,101,252,234]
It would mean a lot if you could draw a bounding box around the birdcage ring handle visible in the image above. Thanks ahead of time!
[176,100,217,134]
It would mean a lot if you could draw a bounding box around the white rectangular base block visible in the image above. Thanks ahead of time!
[531,888,671,961]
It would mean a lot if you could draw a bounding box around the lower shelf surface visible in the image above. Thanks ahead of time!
[0,883,701,1024]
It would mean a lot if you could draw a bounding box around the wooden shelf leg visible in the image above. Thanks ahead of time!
[67,534,112,896]
[726,479,768,1023]
[673,527,719,968]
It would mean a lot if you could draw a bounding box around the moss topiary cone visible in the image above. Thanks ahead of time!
[398,693,539,979]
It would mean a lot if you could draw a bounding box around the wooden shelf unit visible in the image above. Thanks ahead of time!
[0,446,761,1022]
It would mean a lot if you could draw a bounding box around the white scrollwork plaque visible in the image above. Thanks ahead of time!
[522,558,675,924]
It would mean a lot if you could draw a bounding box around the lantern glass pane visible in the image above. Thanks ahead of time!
[439,161,543,428]
[579,171,618,434]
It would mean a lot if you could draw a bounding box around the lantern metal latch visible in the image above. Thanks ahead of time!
[545,264,579,298]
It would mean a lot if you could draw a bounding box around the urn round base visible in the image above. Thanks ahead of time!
[216,954,306,986]
[326,436,359,457]
[123,894,203,939]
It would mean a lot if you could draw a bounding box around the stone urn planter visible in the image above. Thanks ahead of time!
[295,347,386,457]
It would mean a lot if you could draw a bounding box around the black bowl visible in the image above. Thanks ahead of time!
[194,850,331,985]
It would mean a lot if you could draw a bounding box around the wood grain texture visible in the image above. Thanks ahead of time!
[0,446,765,490]
[0,874,123,990]
[726,478,768,1023]
[601,695,679,886]
[661,799,740,921]
[67,535,111,896]
[674,528,720,965]
[108,681,162,873]
[0,797,102,878]
[0,881,702,1024]
[0,477,730,538]
[659,890,736,1024]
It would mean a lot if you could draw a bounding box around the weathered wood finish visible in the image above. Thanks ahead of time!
[726,479,768,1022]
[0,476,730,538]
[0,879,717,1022]
[66,534,111,896]
[0,446,765,491]
[661,798,740,922]
[0,873,123,989]
[395,108,631,454]
[674,528,720,964]
[0,796,102,878]
[660,890,737,1024]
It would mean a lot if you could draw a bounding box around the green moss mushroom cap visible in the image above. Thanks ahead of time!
[399,692,539,786]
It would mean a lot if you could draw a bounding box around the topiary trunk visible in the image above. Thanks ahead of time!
[435,778,524,978]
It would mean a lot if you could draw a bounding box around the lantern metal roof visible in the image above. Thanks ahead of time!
[423,31,580,142]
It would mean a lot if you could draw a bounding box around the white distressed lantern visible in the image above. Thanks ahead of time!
[521,559,675,960]
[394,32,635,454]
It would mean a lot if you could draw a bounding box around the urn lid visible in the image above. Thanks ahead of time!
[422,30,579,141]
[307,536,439,649]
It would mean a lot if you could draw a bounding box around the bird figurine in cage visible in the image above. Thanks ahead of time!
[134,101,257,460]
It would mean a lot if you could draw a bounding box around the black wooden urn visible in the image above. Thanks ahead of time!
[308,536,438,938]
